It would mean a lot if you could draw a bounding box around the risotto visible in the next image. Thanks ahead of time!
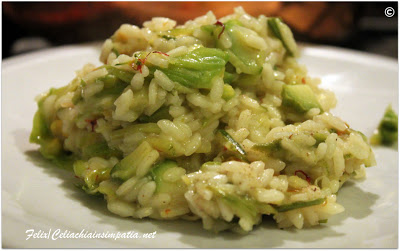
[30,7,376,233]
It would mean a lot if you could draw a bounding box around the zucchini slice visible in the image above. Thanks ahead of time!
[268,18,298,57]
[274,198,326,212]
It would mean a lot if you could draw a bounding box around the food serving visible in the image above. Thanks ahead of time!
[30,7,376,233]
[370,105,398,146]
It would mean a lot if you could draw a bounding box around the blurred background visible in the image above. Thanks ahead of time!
[2,1,398,59]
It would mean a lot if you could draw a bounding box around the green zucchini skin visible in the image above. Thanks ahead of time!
[274,198,326,212]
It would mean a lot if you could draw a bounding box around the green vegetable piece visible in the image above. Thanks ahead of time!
[146,136,176,156]
[313,132,329,145]
[150,160,186,193]
[217,191,256,219]
[318,219,328,224]
[371,105,398,146]
[103,65,134,83]
[275,198,326,212]
[381,106,398,130]
[237,74,262,87]
[149,160,189,217]
[218,129,248,161]
[138,106,172,123]
[71,79,87,105]
[82,141,123,159]
[39,137,63,159]
[380,129,398,146]
[158,47,229,89]
[170,47,229,70]
[282,84,322,113]
[97,180,120,200]
[111,123,161,142]
[216,20,264,75]
[256,202,278,215]
[87,85,147,123]
[221,84,235,101]
[98,74,118,88]
[161,35,176,40]
[200,24,215,34]
[111,141,155,180]
[223,71,237,84]
[47,85,70,98]
[111,48,120,57]
[268,18,298,57]
[158,67,221,89]
[167,27,194,36]
[95,80,127,98]
[30,110,50,144]
[253,139,282,153]
[73,160,88,178]
[210,186,276,221]
[30,106,73,169]
[74,159,112,192]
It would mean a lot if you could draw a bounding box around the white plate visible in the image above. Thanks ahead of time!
[2,44,398,248]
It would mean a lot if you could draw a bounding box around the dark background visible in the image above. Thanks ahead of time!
[2,1,398,59]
